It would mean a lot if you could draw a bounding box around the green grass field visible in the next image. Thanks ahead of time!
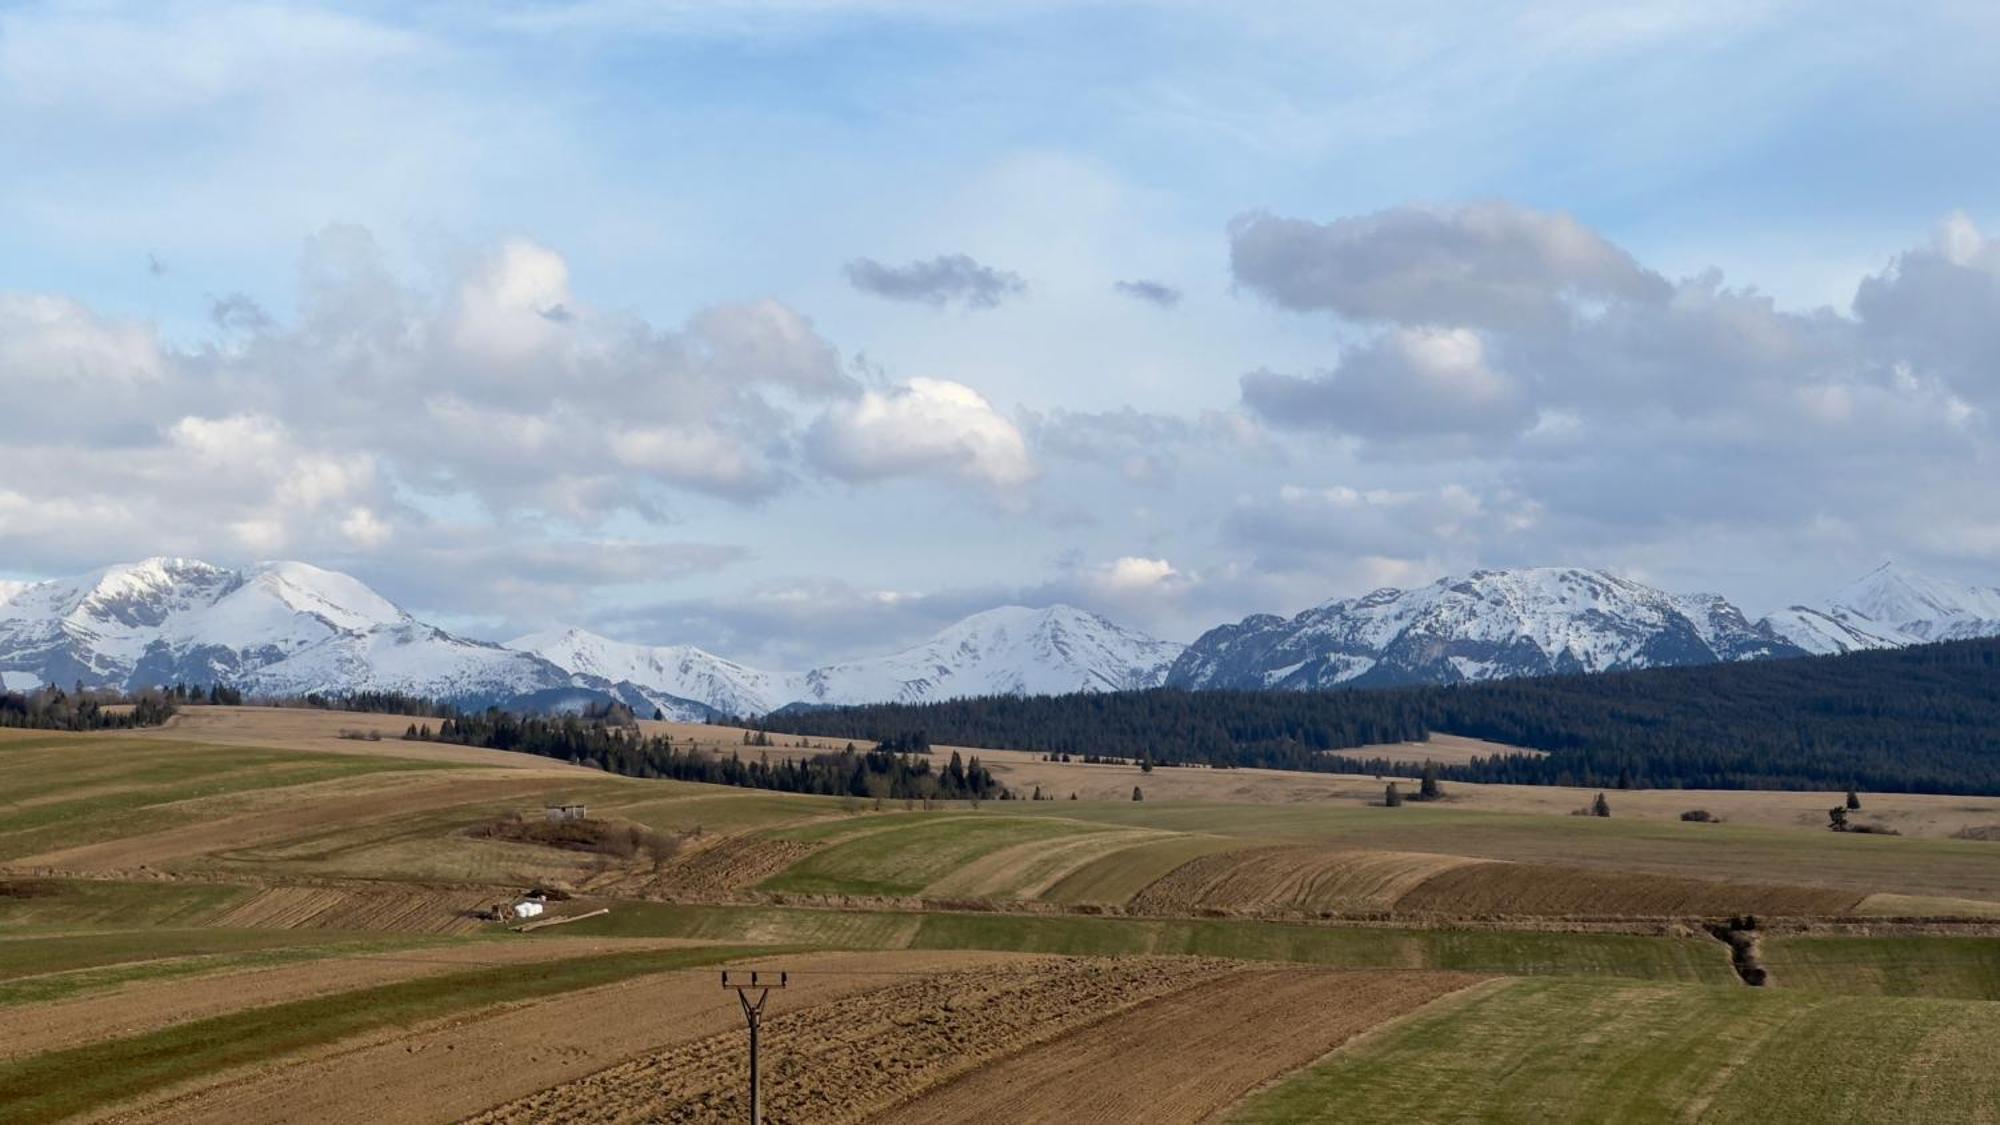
[757,814,1117,897]
[1761,934,2000,999]
[998,800,2000,903]
[1227,977,2000,1124]
[0,932,459,1006]
[564,902,1740,983]
[0,739,450,861]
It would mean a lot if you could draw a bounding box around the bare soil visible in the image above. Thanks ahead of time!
[871,969,1486,1125]
[471,956,1234,1125]
[99,950,1036,1125]
[628,836,821,900]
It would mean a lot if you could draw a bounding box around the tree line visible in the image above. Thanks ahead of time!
[0,685,177,731]
[410,711,1005,800]
[762,637,2000,795]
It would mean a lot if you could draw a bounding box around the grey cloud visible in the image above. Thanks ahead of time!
[1229,202,1669,331]
[209,293,272,333]
[843,253,1025,310]
[1241,327,1534,442]
[1114,279,1182,307]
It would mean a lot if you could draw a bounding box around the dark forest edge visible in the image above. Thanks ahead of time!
[762,637,2000,796]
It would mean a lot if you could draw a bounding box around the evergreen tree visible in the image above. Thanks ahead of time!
[1131,785,1144,801]
[1385,782,1403,807]
[1591,792,1611,817]
[1845,788,1861,810]
[1419,760,1442,801]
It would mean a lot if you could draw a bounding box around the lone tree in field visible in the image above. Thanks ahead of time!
[1828,805,1850,832]
[1385,782,1403,807]
[1591,792,1612,817]
[1132,785,1144,802]
[1845,788,1862,810]
[1418,760,1443,801]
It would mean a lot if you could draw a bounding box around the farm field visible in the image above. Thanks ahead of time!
[3,706,1998,1121]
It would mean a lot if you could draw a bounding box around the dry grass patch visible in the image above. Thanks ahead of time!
[1131,846,1483,915]
[208,885,501,934]
[1394,860,1864,917]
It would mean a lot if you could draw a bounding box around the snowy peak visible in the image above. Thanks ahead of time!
[1170,566,1802,691]
[1827,562,2000,640]
[509,625,792,719]
[798,604,1184,706]
[0,557,568,704]
[1760,562,2000,652]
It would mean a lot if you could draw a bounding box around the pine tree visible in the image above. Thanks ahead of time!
[653,708,665,721]
[1591,792,1611,818]
[1419,760,1442,801]
[1385,782,1403,807]
[1131,786,1144,802]
[1845,788,1861,810]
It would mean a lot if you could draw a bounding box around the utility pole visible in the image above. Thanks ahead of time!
[722,969,787,1124]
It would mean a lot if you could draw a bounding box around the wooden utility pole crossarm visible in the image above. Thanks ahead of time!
[722,969,788,1125]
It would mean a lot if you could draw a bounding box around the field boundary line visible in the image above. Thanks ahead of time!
[1209,974,1514,1122]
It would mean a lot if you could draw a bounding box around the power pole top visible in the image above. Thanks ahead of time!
[722,970,789,1125]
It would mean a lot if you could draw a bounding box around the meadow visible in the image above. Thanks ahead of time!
[0,707,1995,1122]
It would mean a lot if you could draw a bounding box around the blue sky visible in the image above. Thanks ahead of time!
[4,1,1999,664]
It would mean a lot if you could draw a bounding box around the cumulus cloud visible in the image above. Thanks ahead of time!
[843,253,1026,310]
[1113,278,1182,307]
[0,226,1029,610]
[806,377,1036,487]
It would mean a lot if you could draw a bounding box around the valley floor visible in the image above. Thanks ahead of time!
[4,707,1999,1122]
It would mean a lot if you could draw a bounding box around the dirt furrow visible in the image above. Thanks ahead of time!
[94,951,1037,1125]
[469,956,1237,1125]
[869,968,1487,1124]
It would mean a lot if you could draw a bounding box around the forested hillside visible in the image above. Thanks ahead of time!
[766,637,2000,794]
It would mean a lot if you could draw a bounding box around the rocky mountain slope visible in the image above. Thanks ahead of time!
[0,558,571,703]
[6,556,1996,715]
[1167,567,1805,690]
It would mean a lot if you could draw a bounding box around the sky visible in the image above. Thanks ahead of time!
[4,0,2000,667]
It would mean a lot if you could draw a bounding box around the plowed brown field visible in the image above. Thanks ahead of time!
[471,956,1234,1125]
[872,969,1485,1125]
[1130,845,1482,914]
[1396,860,1866,916]
[103,950,1038,1125]
[636,837,821,899]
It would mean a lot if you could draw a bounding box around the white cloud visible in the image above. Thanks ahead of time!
[806,377,1036,487]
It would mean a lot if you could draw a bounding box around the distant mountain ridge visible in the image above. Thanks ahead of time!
[513,604,1185,719]
[3,556,1996,716]
[1166,567,1805,690]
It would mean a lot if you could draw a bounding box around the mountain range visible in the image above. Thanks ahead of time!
[1,557,1995,717]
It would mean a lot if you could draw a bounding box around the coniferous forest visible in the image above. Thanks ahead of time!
[765,637,2000,795]
[413,710,1004,800]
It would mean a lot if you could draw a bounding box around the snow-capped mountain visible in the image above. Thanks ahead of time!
[1168,567,1804,691]
[794,605,1184,707]
[0,557,572,703]
[1760,563,2000,654]
[507,627,793,720]
[515,605,1186,717]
